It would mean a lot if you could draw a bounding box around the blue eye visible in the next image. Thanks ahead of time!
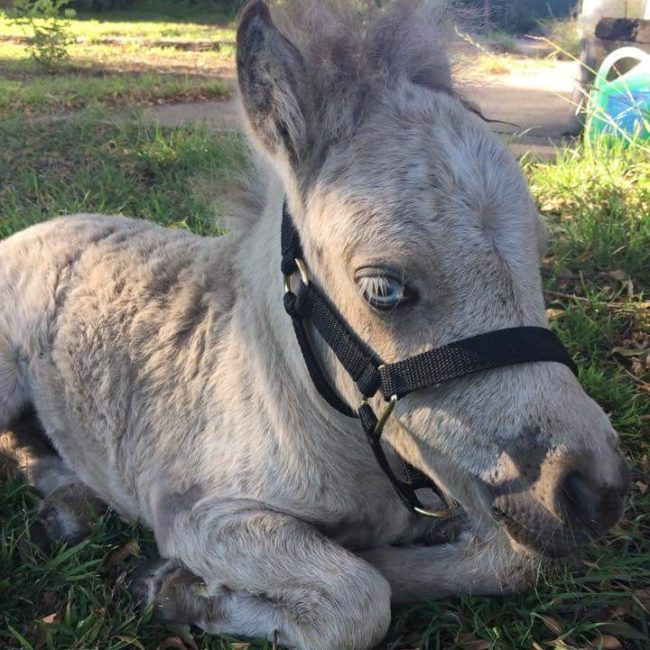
[357,272,406,311]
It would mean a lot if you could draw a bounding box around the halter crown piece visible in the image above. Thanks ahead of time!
[281,201,578,517]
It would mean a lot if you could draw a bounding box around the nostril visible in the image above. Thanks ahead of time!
[559,471,625,535]
[560,471,593,520]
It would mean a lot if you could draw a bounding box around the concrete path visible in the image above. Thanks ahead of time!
[462,59,580,158]
[145,97,242,132]
[144,59,581,159]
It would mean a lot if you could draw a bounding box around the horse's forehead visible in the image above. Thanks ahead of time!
[312,100,535,260]
[323,99,512,205]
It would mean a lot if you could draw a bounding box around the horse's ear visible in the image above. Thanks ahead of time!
[237,1,308,169]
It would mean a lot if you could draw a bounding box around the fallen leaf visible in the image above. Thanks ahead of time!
[634,588,650,610]
[601,621,647,640]
[539,615,564,636]
[116,636,145,650]
[608,270,628,282]
[165,623,198,650]
[611,346,650,358]
[546,308,565,319]
[157,638,189,650]
[590,635,623,649]
[455,632,491,649]
[609,599,634,618]
[636,480,648,495]
[557,267,577,280]
[40,592,58,610]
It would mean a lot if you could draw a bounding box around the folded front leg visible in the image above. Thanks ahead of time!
[152,500,392,650]
[360,531,533,604]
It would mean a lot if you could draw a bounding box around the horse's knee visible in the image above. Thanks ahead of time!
[337,566,392,649]
[298,563,391,650]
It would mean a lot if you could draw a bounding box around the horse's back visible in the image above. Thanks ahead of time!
[0,214,230,473]
[0,214,149,428]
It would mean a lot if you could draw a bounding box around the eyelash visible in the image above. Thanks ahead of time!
[357,273,406,311]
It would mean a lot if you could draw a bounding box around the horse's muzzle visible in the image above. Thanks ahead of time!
[489,449,629,557]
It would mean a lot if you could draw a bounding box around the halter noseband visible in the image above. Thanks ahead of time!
[281,202,578,518]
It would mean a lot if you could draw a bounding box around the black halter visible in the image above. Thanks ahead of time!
[281,202,578,517]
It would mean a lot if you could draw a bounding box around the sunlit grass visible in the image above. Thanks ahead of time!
[0,12,236,42]
[0,36,235,117]
[527,143,650,283]
[0,111,245,237]
[0,72,230,116]
[0,40,235,71]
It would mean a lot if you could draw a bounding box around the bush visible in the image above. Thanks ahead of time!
[11,0,75,70]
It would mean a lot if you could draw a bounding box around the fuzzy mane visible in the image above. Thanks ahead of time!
[220,0,457,234]
[269,0,454,145]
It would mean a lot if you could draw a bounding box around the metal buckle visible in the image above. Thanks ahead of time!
[414,504,450,518]
[371,394,450,519]
[374,394,398,437]
[284,258,310,293]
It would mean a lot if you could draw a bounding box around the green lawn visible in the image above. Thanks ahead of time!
[0,0,236,117]
[0,70,230,116]
[0,0,237,41]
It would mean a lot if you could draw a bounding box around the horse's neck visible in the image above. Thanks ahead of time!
[230,179,370,454]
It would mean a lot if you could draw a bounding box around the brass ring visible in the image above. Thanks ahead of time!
[413,505,451,519]
[373,394,398,437]
[284,258,310,294]
[295,258,310,286]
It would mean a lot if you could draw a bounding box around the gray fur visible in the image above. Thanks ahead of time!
[0,2,628,648]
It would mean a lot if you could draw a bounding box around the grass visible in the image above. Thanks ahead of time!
[0,0,237,41]
[483,29,518,54]
[0,111,246,238]
[540,17,582,60]
[0,0,237,116]
[0,70,230,116]
[529,145,650,284]
[0,16,235,42]
[0,107,648,649]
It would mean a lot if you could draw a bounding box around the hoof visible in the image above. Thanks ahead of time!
[130,558,209,623]
[130,558,178,606]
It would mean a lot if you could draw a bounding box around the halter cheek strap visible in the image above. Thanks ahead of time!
[281,202,578,517]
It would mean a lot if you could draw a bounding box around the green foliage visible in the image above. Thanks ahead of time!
[68,0,134,11]
[10,0,75,70]
[460,0,578,33]
[540,16,582,57]
[0,72,230,117]
[527,142,650,283]
[483,29,517,53]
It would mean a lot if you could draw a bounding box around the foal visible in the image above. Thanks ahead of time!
[0,1,628,648]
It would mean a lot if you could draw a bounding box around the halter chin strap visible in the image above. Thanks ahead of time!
[281,202,578,517]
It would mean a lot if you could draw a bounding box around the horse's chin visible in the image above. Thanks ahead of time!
[492,505,588,559]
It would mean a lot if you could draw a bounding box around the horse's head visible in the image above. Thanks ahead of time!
[236,0,628,558]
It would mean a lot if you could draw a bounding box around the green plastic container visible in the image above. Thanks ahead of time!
[586,46,650,145]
